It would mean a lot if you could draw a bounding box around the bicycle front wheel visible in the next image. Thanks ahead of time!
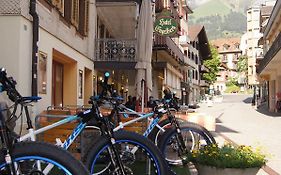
[158,122,216,165]
[0,142,89,175]
[84,130,169,175]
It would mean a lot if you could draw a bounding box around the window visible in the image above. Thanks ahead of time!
[52,0,64,15]
[223,44,229,50]
[71,0,79,29]
[46,0,89,36]
[192,70,195,79]
[78,0,89,36]
[38,52,47,94]
[249,66,253,75]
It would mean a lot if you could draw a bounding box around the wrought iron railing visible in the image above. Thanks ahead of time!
[258,32,281,73]
[95,38,137,62]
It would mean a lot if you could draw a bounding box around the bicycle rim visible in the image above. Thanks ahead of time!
[0,156,72,175]
[163,129,209,165]
[90,140,161,175]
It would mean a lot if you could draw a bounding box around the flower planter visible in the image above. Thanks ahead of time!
[196,164,260,175]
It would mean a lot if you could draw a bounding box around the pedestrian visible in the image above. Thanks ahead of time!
[125,95,134,110]
[147,96,155,108]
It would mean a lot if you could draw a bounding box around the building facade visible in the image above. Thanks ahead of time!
[257,0,281,113]
[152,0,192,102]
[0,0,96,115]
[246,6,263,87]
[212,38,242,92]
[188,25,211,104]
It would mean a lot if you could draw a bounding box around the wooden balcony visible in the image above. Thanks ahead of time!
[257,32,281,73]
[95,38,136,62]
[153,35,184,65]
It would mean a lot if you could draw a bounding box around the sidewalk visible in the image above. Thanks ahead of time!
[188,99,279,175]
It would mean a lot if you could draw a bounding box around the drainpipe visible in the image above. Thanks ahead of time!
[29,0,39,96]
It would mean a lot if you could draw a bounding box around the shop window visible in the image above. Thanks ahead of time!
[79,70,83,99]
[38,52,47,94]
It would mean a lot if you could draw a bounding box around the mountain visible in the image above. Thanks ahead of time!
[188,0,248,40]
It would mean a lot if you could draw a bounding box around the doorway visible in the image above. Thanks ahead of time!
[52,60,64,106]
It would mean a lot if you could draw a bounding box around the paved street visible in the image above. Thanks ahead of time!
[197,94,281,174]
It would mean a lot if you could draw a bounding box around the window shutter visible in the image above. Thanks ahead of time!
[52,0,64,15]
[71,0,79,28]
[84,0,89,35]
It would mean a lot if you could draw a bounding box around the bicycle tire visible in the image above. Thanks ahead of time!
[0,142,89,175]
[149,118,216,145]
[158,122,216,165]
[84,130,170,175]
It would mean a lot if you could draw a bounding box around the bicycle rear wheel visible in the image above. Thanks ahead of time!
[0,142,89,175]
[84,130,169,175]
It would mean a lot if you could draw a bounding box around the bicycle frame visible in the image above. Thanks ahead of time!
[19,115,87,150]
[113,104,165,137]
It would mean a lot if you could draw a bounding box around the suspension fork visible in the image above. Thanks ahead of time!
[103,117,126,175]
[167,113,189,163]
[0,118,17,174]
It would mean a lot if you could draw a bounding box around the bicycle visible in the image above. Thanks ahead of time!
[1,69,169,175]
[88,73,216,166]
[0,68,89,175]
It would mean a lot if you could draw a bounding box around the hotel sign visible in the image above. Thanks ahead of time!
[154,11,178,36]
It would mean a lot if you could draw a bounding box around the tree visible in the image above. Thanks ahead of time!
[237,55,248,73]
[237,55,248,86]
[202,45,221,84]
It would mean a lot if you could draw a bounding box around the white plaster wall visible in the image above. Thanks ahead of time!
[0,15,94,114]
[38,29,94,111]
[0,16,32,97]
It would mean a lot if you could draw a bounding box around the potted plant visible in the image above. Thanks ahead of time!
[188,143,267,175]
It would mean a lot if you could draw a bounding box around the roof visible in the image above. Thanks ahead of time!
[188,25,211,59]
[211,38,241,53]
[189,25,204,41]
[261,6,274,16]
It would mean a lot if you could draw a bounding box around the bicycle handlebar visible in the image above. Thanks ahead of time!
[0,68,22,102]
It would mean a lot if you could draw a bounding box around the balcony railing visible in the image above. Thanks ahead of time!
[95,38,136,62]
[96,0,141,3]
[258,32,281,73]
[200,80,209,87]
[154,35,184,64]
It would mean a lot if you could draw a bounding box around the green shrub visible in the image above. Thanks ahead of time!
[225,85,240,93]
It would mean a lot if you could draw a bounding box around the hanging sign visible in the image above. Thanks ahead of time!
[154,10,178,36]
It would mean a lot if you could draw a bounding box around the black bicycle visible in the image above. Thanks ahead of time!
[0,68,89,175]
[81,72,170,175]
[84,71,216,171]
